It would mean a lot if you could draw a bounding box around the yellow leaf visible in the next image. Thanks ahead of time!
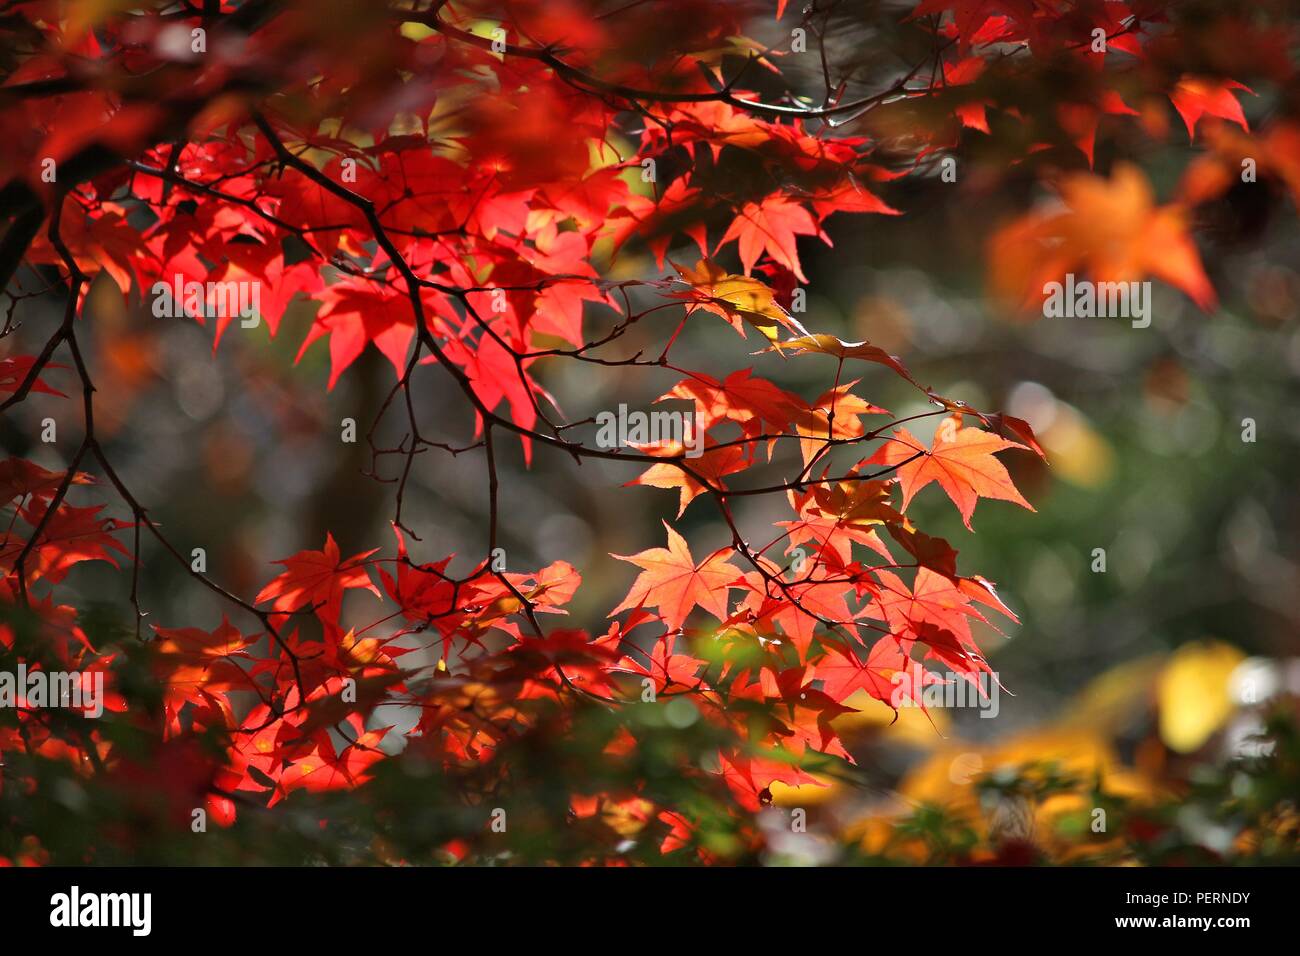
[832,688,951,741]
[671,258,804,343]
[1157,640,1245,753]
[763,333,918,385]
[769,775,840,807]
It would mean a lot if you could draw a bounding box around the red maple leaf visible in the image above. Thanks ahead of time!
[255,533,380,622]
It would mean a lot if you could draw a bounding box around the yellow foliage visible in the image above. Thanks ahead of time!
[1157,641,1246,753]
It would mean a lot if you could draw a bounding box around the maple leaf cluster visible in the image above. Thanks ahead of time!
[0,0,1292,864]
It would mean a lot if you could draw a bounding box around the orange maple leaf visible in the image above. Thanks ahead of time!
[989,162,1217,312]
[628,440,749,516]
[610,522,741,631]
[867,418,1034,529]
[717,196,820,283]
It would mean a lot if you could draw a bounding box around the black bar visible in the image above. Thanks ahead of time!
[0,865,1279,943]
